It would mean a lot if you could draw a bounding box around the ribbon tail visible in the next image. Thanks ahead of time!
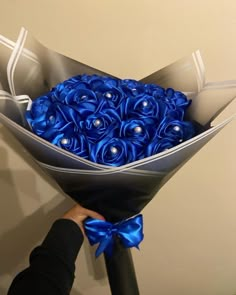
[95,235,114,258]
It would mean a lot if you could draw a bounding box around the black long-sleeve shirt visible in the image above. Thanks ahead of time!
[8,219,84,295]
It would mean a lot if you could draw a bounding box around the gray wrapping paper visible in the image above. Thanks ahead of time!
[0,28,235,221]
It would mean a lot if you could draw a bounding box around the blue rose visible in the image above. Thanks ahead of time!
[50,103,81,129]
[120,119,150,141]
[156,115,195,142]
[43,124,88,158]
[119,119,151,157]
[81,109,121,143]
[94,84,125,109]
[81,75,121,90]
[26,99,81,136]
[63,87,97,105]
[80,74,99,83]
[120,79,145,96]
[90,137,137,166]
[28,94,52,118]
[52,78,89,103]
[122,94,168,123]
[144,84,165,99]
[146,138,177,157]
[164,109,185,121]
[64,89,100,119]
[53,81,94,103]
[164,88,191,110]
[53,82,103,119]
[86,75,106,89]
[103,76,121,88]
[26,94,53,136]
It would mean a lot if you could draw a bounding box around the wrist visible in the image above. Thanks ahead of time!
[61,217,85,235]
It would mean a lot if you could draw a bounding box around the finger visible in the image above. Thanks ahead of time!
[84,209,105,221]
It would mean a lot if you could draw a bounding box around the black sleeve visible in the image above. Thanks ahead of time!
[8,219,84,295]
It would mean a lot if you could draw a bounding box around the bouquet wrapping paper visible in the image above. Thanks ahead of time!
[0,28,235,222]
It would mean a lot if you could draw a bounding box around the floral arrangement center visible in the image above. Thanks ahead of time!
[25,74,195,166]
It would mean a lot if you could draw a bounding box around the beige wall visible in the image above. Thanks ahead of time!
[0,1,236,294]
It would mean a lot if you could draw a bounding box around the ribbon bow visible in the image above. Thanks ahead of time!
[84,214,144,257]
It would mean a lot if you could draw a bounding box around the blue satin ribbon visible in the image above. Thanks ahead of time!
[84,214,144,257]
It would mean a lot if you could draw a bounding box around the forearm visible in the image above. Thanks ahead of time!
[8,219,84,295]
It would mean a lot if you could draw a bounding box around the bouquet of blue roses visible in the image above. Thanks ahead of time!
[1,29,236,295]
[0,28,235,232]
[25,74,195,167]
